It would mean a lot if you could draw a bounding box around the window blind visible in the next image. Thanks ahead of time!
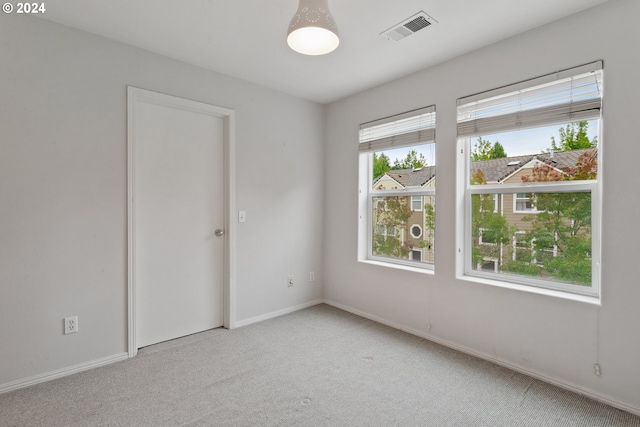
[359,105,436,153]
[457,61,602,138]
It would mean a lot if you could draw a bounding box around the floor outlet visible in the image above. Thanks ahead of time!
[64,316,78,335]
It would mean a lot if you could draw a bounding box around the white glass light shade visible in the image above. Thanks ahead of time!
[287,0,339,55]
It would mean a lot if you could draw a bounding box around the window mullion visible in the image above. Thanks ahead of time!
[468,181,595,195]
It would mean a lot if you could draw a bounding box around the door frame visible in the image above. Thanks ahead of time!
[127,87,236,357]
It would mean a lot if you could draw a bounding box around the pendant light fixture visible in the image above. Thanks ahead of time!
[287,0,339,55]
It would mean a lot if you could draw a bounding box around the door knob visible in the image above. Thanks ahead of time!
[215,229,224,237]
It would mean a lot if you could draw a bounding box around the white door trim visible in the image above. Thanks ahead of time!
[127,87,236,358]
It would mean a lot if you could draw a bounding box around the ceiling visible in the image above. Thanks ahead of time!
[37,0,608,104]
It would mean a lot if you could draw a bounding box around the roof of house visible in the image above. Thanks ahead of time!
[372,148,596,188]
[374,165,436,188]
[471,148,596,183]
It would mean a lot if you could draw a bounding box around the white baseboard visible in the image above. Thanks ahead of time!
[323,299,640,418]
[4,300,638,418]
[234,299,324,329]
[0,352,129,395]
[1,300,325,394]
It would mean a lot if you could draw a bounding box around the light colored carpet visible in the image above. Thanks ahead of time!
[1,304,638,426]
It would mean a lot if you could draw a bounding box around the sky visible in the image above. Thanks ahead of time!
[481,119,599,157]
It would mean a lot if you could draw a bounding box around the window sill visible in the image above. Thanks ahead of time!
[457,273,601,305]
[359,259,434,275]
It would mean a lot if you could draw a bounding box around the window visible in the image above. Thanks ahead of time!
[491,194,499,213]
[480,259,498,273]
[512,231,532,262]
[375,224,396,237]
[514,193,536,213]
[411,196,423,211]
[478,228,498,245]
[478,194,499,214]
[359,106,436,269]
[457,62,602,297]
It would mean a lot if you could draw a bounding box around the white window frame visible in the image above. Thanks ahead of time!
[513,193,538,213]
[511,231,558,265]
[478,193,499,214]
[532,236,558,266]
[456,62,602,299]
[478,228,498,246]
[375,224,396,238]
[410,224,423,239]
[411,195,423,211]
[512,231,531,262]
[358,106,436,271]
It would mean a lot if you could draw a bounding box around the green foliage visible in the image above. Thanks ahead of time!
[372,152,391,179]
[392,150,426,170]
[491,142,507,159]
[419,202,435,252]
[471,138,492,161]
[550,121,596,152]
[500,260,542,277]
[373,234,411,258]
[542,237,592,285]
[372,196,413,258]
[470,169,514,268]
[515,152,596,286]
[373,150,426,179]
[522,190,592,286]
[471,138,508,161]
[471,194,513,265]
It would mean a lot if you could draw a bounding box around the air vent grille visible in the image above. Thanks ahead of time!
[405,16,431,33]
[381,11,437,41]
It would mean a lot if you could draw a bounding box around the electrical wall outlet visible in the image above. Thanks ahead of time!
[309,271,315,282]
[64,316,78,335]
[287,276,294,287]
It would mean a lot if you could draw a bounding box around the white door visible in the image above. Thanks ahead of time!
[133,94,225,348]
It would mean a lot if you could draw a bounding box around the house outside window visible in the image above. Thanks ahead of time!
[358,106,436,270]
[456,61,603,298]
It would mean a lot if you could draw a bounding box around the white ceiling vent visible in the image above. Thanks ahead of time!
[381,11,437,41]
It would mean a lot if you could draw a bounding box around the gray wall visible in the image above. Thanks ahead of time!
[324,0,640,413]
[0,15,324,385]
